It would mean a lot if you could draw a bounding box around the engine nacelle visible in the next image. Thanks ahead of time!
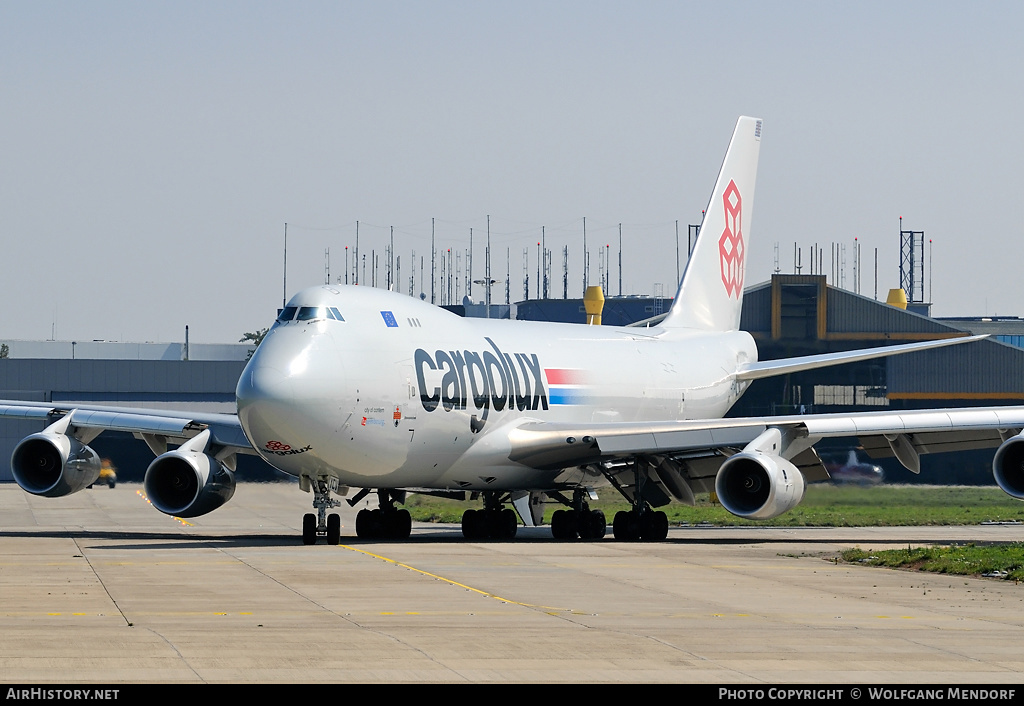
[993,433,1024,500]
[144,447,235,518]
[11,428,101,498]
[715,452,805,520]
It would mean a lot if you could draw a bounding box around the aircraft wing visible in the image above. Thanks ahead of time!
[508,405,1024,478]
[734,335,988,381]
[0,400,252,451]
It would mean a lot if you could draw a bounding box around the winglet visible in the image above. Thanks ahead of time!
[661,116,762,331]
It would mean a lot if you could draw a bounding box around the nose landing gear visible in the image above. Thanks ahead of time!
[302,477,343,545]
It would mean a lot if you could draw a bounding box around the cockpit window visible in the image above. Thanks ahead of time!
[297,306,327,321]
[278,305,344,324]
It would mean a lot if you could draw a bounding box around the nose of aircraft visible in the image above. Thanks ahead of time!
[236,326,324,452]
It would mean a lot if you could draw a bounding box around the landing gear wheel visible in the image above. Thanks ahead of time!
[647,510,669,541]
[462,509,481,539]
[613,510,634,541]
[551,490,608,541]
[499,508,518,540]
[356,505,411,540]
[551,509,578,540]
[610,459,673,542]
[635,510,668,541]
[577,510,595,540]
[355,508,377,539]
[302,513,317,545]
[326,513,341,545]
[304,477,343,545]
[390,509,412,539]
[612,509,668,541]
[583,509,607,540]
[462,507,518,540]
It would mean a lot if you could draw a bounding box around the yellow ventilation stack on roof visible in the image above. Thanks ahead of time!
[584,286,605,325]
[886,288,908,310]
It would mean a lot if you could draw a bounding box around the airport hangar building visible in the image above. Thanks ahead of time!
[2,273,1024,484]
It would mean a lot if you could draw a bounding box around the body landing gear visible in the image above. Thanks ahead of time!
[302,478,343,545]
[461,492,518,540]
[550,489,607,540]
[354,490,412,540]
[612,508,668,541]
[610,458,669,541]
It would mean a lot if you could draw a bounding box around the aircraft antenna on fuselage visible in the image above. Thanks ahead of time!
[660,116,762,332]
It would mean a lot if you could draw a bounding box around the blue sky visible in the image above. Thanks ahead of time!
[2,1,1021,342]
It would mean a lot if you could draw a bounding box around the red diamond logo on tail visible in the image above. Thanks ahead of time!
[718,180,744,298]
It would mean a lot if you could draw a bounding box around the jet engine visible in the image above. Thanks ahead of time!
[144,430,235,518]
[715,451,805,520]
[992,433,1024,500]
[11,416,101,497]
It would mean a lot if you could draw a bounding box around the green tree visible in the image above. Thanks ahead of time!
[0,343,8,359]
[240,328,269,361]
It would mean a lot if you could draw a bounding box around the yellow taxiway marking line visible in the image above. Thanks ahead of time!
[341,544,569,613]
[135,489,193,525]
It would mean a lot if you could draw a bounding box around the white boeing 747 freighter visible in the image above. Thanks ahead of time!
[4,117,1020,544]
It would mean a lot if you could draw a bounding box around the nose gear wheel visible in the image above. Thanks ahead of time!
[302,478,342,545]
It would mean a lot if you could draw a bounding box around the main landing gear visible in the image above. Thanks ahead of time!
[612,507,668,541]
[550,489,607,540]
[461,491,518,540]
[354,490,412,540]
[303,478,343,545]
[609,458,669,541]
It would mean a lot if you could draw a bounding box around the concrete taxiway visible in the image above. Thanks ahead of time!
[1,482,1022,683]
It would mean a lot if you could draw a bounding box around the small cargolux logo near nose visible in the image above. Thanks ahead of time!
[264,440,311,456]
[718,179,744,298]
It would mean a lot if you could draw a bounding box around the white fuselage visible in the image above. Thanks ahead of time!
[236,285,757,491]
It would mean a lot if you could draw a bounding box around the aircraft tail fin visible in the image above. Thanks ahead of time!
[660,116,762,331]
